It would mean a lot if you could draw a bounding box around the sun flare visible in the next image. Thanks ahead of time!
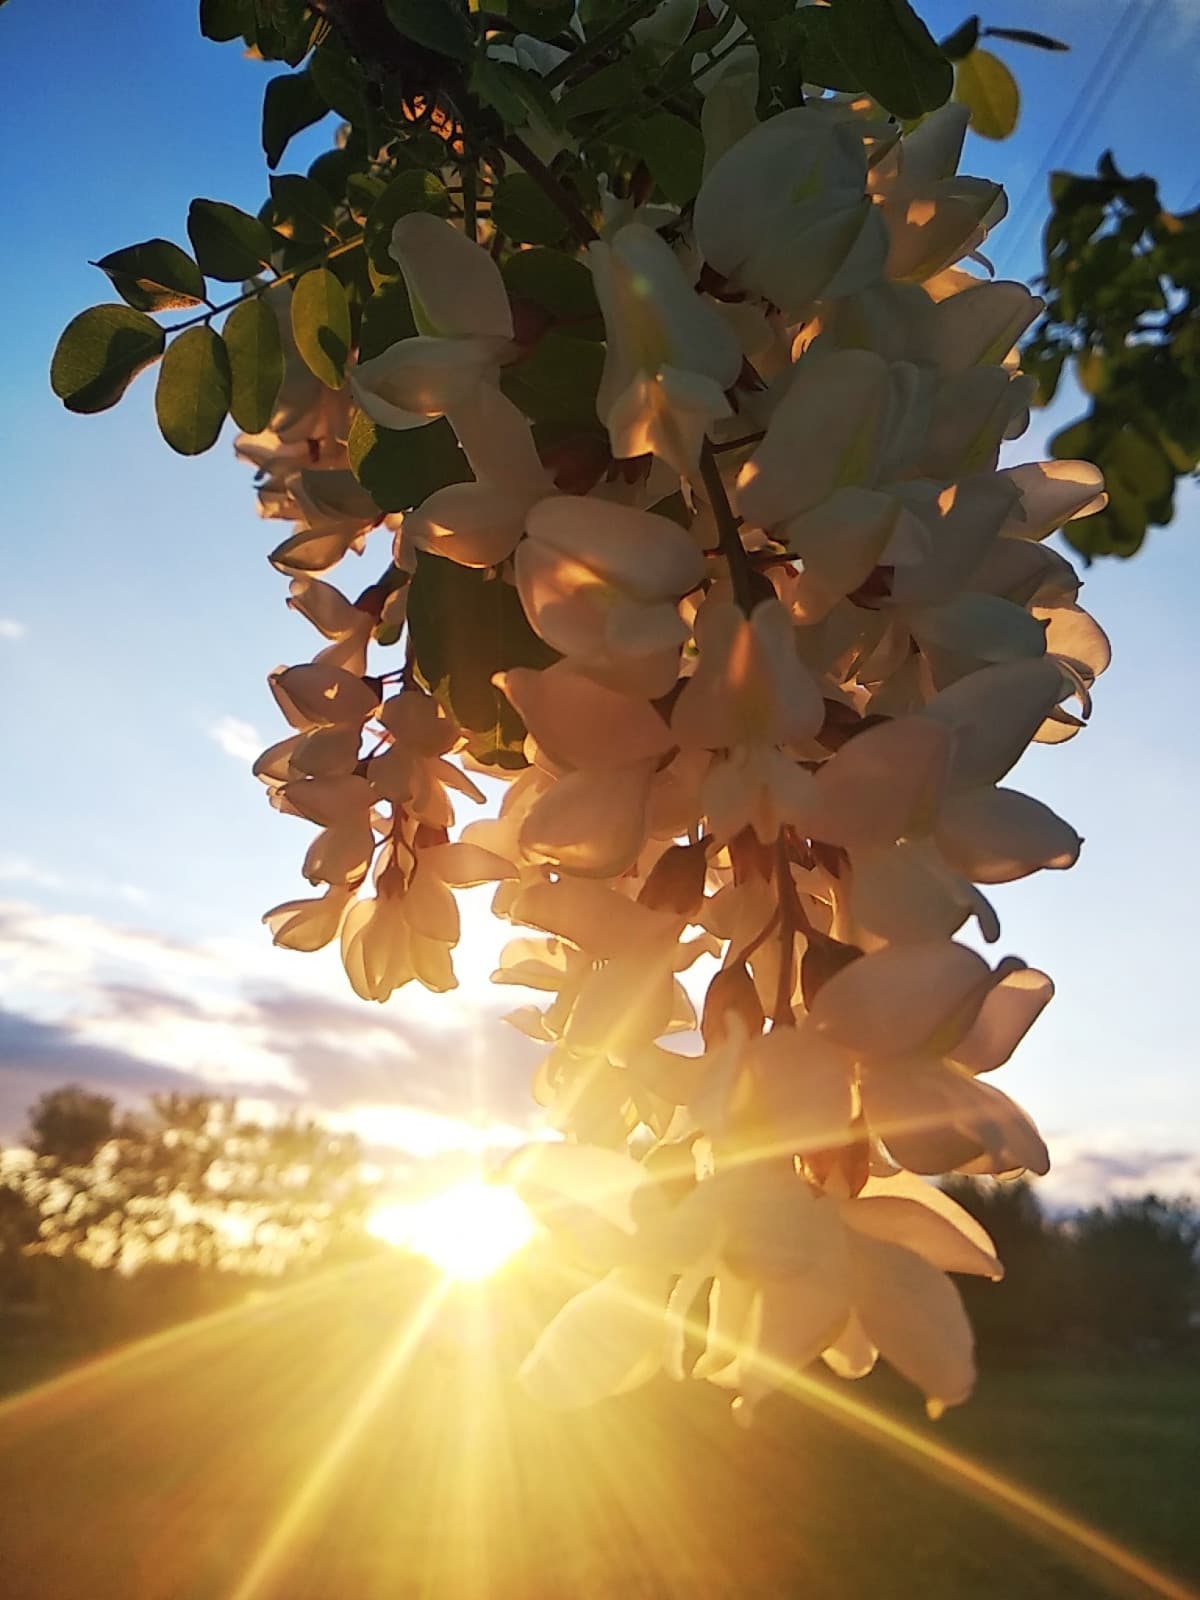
[366,1182,537,1281]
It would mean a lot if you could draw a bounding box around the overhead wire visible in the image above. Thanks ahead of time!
[992,0,1159,279]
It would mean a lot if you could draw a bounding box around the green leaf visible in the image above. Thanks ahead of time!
[610,111,705,207]
[154,325,231,455]
[358,281,418,361]
[94,239,207,312]
[502,248,600,320]
[50,304,165,415]
[493,0,574,38]
[470,57,531,126]
[309,148,357,202]
[347,413,470,511]
[291,268,351,388]
[501,332,605,423]
[406,551,558,767]
[366,170,452,276]
[346,171,387,223]
[268,173,338,243]
[939,15,980,62]
[223,297,284,432]
[199,0,248,42]
[383,0,474,60]
[491,173,570,246]
[559,59,644,122]
[262,69,329,169]
[777,7,859,90]
[308,38,370,125]
[187,199,274,282]
[954,47,1020,140]
[828,0,953,119]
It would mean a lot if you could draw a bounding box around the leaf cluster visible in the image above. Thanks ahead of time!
[1025,154,1200,558]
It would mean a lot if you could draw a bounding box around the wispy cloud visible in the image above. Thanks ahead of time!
[1039,1134,1200,1208]
[0,900,542,1166]
[0,618,27,641]
[208,716,263,764]
[0,857,148,906]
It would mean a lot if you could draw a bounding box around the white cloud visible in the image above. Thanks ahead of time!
[0,858,148,907]
[0,899,541,1161]
[0,618,26,641]
[208,716,263,764]
[1037,1132,1200,1208]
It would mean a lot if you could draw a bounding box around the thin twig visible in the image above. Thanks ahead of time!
[164,235,365,335]
[542,0,665,90]
[501,134,598,244]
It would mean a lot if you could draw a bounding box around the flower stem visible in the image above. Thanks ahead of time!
[700,438,757,616]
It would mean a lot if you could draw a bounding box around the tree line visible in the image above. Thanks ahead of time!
[1,1085,1197,1364]
[0,1084,376,1347]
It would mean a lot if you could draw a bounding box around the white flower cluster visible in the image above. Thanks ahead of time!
[243,95,1109,1421]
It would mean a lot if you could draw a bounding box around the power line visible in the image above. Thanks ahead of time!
[992,0,1157,278]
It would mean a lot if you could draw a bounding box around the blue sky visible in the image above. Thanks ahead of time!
[1,0,1197,1202]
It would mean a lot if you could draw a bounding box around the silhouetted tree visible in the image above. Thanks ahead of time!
[1064,1195,1200,1353]
[941,1177,1071,1359]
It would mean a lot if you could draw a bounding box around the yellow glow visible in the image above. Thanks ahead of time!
[366,1182,537,1280]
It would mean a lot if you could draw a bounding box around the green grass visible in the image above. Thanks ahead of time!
[0,1278,1196,1599]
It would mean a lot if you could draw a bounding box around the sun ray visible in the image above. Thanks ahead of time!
[0,1258,377,1428]
[226,1277,450,1600]
[594,1271,1200,1600]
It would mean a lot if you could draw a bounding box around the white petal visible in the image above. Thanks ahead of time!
[519,1266,667,1408]
[936,787,1081,883]
[391,213,514,340]
[851,1233,975,1409]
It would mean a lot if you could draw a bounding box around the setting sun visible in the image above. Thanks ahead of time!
[366,1182,538,1281]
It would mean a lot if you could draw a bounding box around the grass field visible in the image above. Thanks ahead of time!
[0,1266,1196,1600]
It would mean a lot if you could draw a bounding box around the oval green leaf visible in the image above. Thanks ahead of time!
[383,0,474,61]
[348,412,470,512]
[187,199,275,282]
[955,47,1020,141]
[94,239,207,312]
[262,69,329,169]
[154,325,231,455]
[829,0,953,119]
[50,304,166,415]
[491,173,569,246]
[291,268,351,389]
[223,297,284,433]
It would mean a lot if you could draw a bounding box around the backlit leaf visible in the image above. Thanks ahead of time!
[187,199,274,282]
[291,268,351,389]
[50,304,165,415]
[955,47,1020,141]
[223,297,284,432]
[94,239,207,313]
[155,325,231,455]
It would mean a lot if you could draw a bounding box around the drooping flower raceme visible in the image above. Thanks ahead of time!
[236,96,1111,1428]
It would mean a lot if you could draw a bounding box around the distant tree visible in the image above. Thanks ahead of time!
[27,1085,120,1166]
[940,1177,1070,1359]
[14,1085,370,1277]
[0,1180,41,1307]
[1065,1194,1200,1353]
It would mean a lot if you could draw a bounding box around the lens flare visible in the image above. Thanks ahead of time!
[367,1182,537,1281]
